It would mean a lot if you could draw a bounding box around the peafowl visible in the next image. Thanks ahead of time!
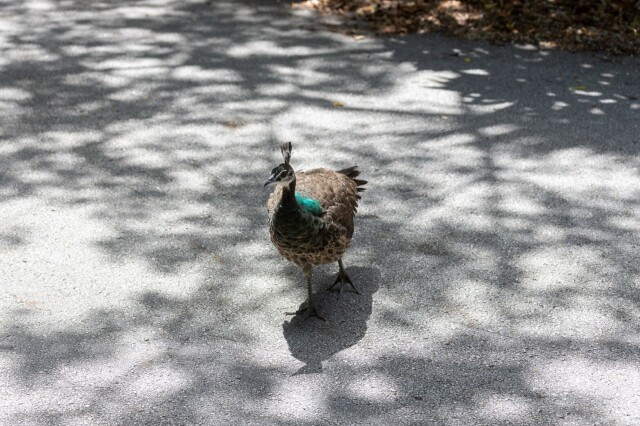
[265,142,367,320]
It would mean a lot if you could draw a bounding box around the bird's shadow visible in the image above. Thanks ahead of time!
[282,265,381,375]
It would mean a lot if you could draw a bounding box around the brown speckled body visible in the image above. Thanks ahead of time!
[267,168,363,269]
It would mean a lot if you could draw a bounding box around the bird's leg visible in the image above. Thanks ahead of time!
[286,265,325,321]
[327,258,360,299]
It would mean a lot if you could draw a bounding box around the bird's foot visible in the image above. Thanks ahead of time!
[286,302,325,321]
[327,269,360,299]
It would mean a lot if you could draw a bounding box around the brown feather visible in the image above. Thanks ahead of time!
[267,165,366,267]
[265,143,366,319]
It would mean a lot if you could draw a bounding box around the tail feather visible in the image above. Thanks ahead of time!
[337,165,360,178]
[354,179,367,190]
[338,166,367,200]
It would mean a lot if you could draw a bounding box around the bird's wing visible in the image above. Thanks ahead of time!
[296,168,360,234]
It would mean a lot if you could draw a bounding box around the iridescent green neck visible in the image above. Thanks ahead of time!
[295,193,323,215]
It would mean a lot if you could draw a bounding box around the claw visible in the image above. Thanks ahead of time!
[327,270,360,299]
[286,301,325,321]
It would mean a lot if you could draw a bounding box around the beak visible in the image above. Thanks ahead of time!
[264,173,277,187]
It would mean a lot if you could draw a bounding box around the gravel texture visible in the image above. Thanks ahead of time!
[1,0,639,424]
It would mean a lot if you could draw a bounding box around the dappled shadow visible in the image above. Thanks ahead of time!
[1,0,639,424]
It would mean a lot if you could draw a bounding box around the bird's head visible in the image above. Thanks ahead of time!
[264,163,294,188]
[264,142,295,188]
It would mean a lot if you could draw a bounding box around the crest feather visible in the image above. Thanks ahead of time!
[280,142,292,164]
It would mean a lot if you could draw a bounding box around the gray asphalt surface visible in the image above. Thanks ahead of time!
[1,0,640,424]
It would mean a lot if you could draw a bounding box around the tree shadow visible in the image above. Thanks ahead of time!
[1,0,640,424]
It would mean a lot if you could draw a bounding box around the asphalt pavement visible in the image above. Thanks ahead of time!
[1,0,639,424]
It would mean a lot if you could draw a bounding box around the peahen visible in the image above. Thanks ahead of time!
[265,142,367,320]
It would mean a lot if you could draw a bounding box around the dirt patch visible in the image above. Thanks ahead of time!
[294,0,640,56]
